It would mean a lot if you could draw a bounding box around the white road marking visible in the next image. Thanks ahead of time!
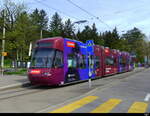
[144,93,150,102]
[37,87,99,113]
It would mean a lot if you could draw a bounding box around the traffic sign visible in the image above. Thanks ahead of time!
[2,52,7,56]
[86,40,94,46]
[86,40,94,53]
[86,40,95,88]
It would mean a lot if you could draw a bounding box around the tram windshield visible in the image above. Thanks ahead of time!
[30,48,55,68]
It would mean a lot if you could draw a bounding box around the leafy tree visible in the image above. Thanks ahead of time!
[103,31,112,48]
[30,9,40,27]
[121,27,146,62]
[30,8,48,38]
[63,19,75,38]
[90,23,99,44]
[111,27,120,49]
[102,27,120,49]
[92,23,104,45]
[39,9,48,30]
[78,25,91,42]
[77,23,103,45]
[98,32,104,46]
[0,0,27,62]
[49,12,63,37]
[30,8,48,30]
[2,0,26,31]
[6,12,37,61]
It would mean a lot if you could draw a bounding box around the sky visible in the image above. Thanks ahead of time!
[2,0,150,37]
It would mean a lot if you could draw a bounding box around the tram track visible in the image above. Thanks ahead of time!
[0,68,146,102]
[0,84,55,101]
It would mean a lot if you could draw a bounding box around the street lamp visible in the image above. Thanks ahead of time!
[73,20,88,25]
[71,20,88,40]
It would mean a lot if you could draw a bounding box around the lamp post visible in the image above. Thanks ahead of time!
[71,20,88,40]
[40,29,43,39]
[1,9,6,76]
[73,20,88,25]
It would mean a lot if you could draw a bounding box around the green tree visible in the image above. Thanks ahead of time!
[102,27,120,49]
[111,27,120,49]
[0,0,27,62]
[122,27,146,62]
[91,23,104,45]
[91,23,99,44]
[98,32,104,46]
[103,31,112,48]
[78,25,91,42]
[6,12,37,61]
[63,19,75,38]
[2,0,26,31]
[30,8,48,38]
[77,23,103,45]
[49,12,63,37]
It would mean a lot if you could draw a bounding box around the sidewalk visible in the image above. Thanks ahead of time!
[0,74,29,90]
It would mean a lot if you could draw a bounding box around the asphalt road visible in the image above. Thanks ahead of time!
[0,68,149,113]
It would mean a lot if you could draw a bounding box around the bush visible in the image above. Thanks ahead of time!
[4,68,27,75]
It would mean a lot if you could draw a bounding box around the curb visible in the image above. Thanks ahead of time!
[0,82,31,91]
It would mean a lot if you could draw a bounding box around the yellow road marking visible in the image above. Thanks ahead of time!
[128,102,148,113]
[50,96,98,113]
[90,98,122,113]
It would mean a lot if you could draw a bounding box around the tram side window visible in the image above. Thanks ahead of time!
[78,55,86,69]
[68,54,77,68]
[126,59,128,65]
[106,56,114,66]
[130,58,134,65]
[120,57,126,66]
[114,58,117,66]
[123,58,126,65]
[126,58,130,65]
[95,56,100,68]
[122,57,126,66]
[54,51,63,68]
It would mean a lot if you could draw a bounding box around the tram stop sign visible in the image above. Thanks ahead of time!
[86,40,94,88]
[86,40,94,53]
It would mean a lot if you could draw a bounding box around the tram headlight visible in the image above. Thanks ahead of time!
[30,69,41,74]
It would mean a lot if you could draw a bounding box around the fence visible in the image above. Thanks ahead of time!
[12,61,30,68]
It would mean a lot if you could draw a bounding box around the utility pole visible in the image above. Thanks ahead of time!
[147,35,150,67]
[40,29,43,39]
[1,9,6,76]
[28,42,32,57]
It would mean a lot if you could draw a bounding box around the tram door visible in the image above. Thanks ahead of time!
[65,54,79,82]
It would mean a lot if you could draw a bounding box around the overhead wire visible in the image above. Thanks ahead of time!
[66,0,113,29]
[33,0,81,21]
[114,4,146,15]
